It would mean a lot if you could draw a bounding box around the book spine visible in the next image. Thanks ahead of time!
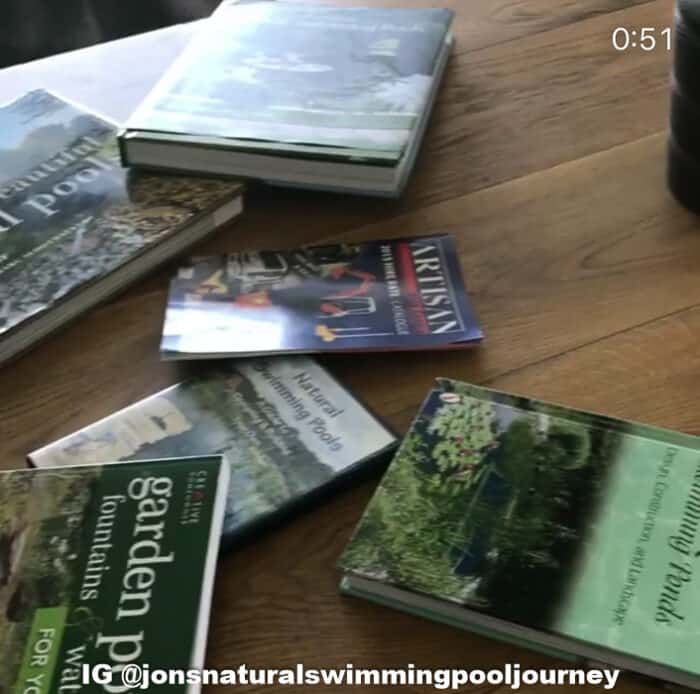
[117,128,131,167]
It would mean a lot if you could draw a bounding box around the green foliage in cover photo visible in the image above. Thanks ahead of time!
[341,383,624,629]
[56,366,337,536]
[185,373,334,528]
[0,468,100,690]
[0,90,239,336]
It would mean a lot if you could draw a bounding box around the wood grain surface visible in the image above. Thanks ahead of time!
[0,1,691,692]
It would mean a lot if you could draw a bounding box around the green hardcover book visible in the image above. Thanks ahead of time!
[339,379,700,690]
[1,455,228,693]
[119,2,454,196]
[0,89,244,366]
[159,236,482,360]
[29,357,398,548]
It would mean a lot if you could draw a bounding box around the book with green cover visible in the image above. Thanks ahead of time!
[0,455,229,694]
[119,2,454,196]
[0,89,244,366]
[29,357,397,547]
[340,379,700,689]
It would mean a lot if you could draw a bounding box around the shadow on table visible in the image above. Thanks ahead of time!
[0,0,219,68]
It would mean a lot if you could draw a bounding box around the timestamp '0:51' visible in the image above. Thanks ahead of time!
[613,27,672,51]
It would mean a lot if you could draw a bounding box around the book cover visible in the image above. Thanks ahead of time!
[124,2,453,156]
[1,455,228,694]
[0,90,243,362]
[160,235,482,359]
[30,357,398,546]
[340,380,700,686]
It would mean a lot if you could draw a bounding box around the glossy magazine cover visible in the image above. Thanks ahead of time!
[161,235,482,358]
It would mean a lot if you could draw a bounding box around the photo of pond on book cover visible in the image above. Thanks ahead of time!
[342,381,627,631]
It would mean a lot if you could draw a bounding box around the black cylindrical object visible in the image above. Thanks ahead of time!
[669,0,700,212]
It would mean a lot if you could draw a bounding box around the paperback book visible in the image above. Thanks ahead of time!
[30,357,398,546]
[119,2,454,196]
[160,235,482,359]
[0,89,244,365]
[1,455,228,694]
[340,380,700,690]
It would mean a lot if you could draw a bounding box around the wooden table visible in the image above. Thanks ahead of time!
[0,1,691,691]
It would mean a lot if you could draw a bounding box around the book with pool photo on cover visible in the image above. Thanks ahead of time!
[119,2,454,196]
[0,89,244,366]
[160,235,482,360]
[30,357,398,547]
[0,455,228,694]
[340,380,700,690]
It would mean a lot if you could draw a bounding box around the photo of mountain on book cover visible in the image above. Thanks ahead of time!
[161,235,481,359]
[341,380,700,680]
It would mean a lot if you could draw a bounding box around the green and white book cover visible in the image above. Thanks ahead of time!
[340,379,700,688]
[1,455,228,693]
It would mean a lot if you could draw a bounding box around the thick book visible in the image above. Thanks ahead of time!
[160,235,482,360]
[119,2,454,197]
[1,455,228,694]
[0,89,244,365]
[30,356,398,547]
[340,380,700,690]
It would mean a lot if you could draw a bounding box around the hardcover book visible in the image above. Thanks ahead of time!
[1,455,228,694]
[0,89,244,365]
[160,235,482,359]
[340,380,700,690]
[30,357,398,546]
[119,2,454,196]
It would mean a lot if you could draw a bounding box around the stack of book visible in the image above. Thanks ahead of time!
[1,0,458,364]
[3,1,700,691]
[1,4,475,686]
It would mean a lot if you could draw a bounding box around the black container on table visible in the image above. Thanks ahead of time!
[669,0,700,212]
